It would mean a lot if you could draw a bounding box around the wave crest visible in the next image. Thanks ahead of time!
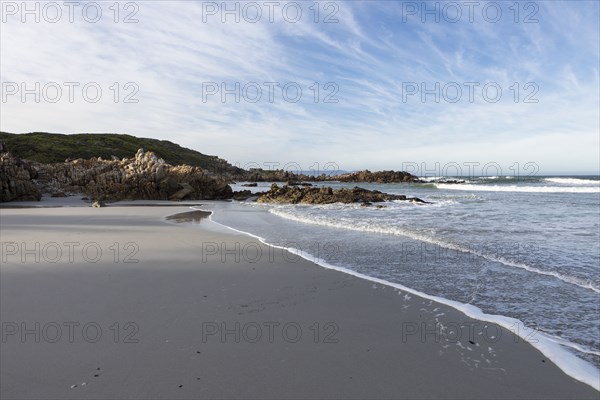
[435,184,600,193]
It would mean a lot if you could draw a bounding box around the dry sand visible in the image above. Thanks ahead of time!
[0,202,597,399]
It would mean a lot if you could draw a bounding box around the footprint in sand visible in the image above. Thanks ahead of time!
[70,382,86,389]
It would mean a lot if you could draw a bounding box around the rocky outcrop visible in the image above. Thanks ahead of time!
[234,168,417,184]
[168,182,193,201]
[237,169,328,182]
[0,151,42,201]
[256,184,427,205]
[31,149,232,201]
[334,170,416,183]
[232,190,257,201]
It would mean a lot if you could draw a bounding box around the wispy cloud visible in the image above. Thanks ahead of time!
[1,0,598,173]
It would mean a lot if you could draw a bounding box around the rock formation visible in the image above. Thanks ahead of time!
[334,170,416,183]
[256,184,427,205]
[0,150,42,201]
[19,149,232,202]
[234,168,418,184]
[236,169,328,182]
[232,190,257,201]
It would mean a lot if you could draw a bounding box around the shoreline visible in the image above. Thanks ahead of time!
[192,204,600,391]
[263,201,600,294]
[1,200,598,398]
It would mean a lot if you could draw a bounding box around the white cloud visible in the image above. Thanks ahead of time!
[1,0,598,173]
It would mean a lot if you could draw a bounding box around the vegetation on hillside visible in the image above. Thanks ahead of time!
[0,132,243,174]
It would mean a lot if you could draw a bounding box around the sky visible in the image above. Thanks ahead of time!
[1,0,599,175]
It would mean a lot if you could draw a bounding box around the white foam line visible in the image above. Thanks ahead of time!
[488,257,600,294]
[543,333,600,358]
[188,205,600,391]
[269,208,600,294]
[544,178,600,186]
[435,184,600,193]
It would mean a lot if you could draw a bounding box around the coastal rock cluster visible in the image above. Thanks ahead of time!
[256,183,426,205]
[235,168,418,183]
[33,149,232,201]
[0,152,42,201]
[1,143,424,205]
[334,170,416,183]
[237,169,328,182]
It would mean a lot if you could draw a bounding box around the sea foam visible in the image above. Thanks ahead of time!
[435,184,600,193]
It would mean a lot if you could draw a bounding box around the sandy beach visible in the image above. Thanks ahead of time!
[1,202,598,399]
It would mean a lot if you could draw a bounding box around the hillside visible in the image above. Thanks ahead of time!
[0,132,243,175]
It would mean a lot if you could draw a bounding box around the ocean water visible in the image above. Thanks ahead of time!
[207,176,600,386]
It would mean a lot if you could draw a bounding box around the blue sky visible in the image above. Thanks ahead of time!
[1,1,599,174]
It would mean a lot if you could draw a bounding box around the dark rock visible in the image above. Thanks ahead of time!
[168,183,193,201]
[233,169,331,183]
[232,190,256,201]
[257,184,428,205]
[334,170,415,183]
[51,192,67,198]
[0,152,42,202]
[230,168,417,184]
[241,183,258,187]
